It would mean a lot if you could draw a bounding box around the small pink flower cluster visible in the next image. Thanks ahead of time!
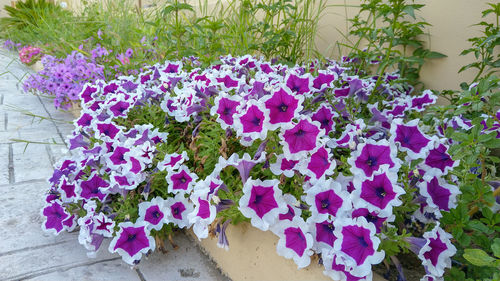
[18,45,42,65]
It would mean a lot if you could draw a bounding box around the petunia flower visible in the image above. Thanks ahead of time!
[280,117,323,160]
[285,72,312,96]
[275,217,314,268]
[311,104,337,134]
[270,154,300,178]
[188,191,217,240]
[300,145,336,181]
[108,221,156,265]
[238,177,287,231]
[410,90,437,112]
[312,70,337,91]
[351,171,404,217]
[166,165,198,194]
[223,152,267,184]
[351,208,391,233]
[423,143,458,175]
[322,251,373,281]
[348,138,400,178]
[233,100,270,142]
[418,176,460,212]
[210,93,242,130]
[416,224,456,278]
[333,217,385,277]
[216,74,240,91]
[79,173,109,201]
[137,197,167,231]
[389,118,434,159]
[305,178,351,222]
[262,87,303,129]
[92,212,115,237]
[164,193,194,228]
[307,218,337,253]
[157,151,188,171]
[41,200,70,235]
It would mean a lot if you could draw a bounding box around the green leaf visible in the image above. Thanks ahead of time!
[492,238,500,258]
[426,51,447,59]
[484,138,500,148]
[463,249,496,267]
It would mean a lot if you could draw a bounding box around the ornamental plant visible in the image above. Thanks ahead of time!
[425,3,500,280]
[41,54,464,280]
[22,50,104,110]
[18,45,42,65]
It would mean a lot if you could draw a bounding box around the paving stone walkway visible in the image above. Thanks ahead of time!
[0,50,228,281]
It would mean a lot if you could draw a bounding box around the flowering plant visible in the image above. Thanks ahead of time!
[22,50,105,109]
[18,45,42,65]
[42,55,461,280]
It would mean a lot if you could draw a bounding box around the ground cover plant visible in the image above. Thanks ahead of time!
[40,54,462,281]
[1,0,498,280]
[425,3,500,280]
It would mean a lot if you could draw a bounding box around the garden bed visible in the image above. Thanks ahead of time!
[189,223,386,281]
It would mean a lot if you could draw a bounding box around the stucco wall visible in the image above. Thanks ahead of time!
[1,0,497,89]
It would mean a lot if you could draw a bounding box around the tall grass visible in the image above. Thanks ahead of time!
[1,0,327,65]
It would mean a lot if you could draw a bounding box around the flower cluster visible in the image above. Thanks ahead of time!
[42,55,460,280]
[18,45,42,65]
[23,51,105,109]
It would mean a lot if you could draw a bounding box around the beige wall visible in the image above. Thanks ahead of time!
[2,0,497,90]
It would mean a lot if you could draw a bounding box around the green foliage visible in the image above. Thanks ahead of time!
[0,0,69,30]
[459,2,500,82]
[427,3,500,280]
[341,0,446,88]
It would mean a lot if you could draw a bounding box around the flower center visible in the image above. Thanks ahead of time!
[375,187,386,198]
[403,136,411,144]
[366,156,378,167]
[294,129,305,137]
[153,211,160,218]
[179,177,186,183]
[365,213,377,224]
[321,199,330,209]
[278,103,288,112]
[440,153,449,161]
[251,117,261,126]
[254,194,263,204]
[173,208,179,215]
[127,234,136,242]
[358,235,368,248]
[223,107,231,115]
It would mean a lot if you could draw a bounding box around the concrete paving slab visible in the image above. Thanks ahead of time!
[25,259,141,281]
[0,50,229,281]
[12,142,53,182]
[137,232,229,281]
[0,144,9,184]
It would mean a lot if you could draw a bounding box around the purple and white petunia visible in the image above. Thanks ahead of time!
[158,151,188,171]
[270,154,300,178]
[233,100,270,143]
[417,225,456,278]
[280,117,323,160]
[238,177,287,231]
[389,118,434,159]
[305,178,351,222]
[418,176,460,212]
[188,190,217,240]
[262,87,303,130]
[348,138,400,178]
[333,217,385,277]
[275,217,314,268]
[322,251,373,281]
[137,197,167,231]
[165,193,194,228]
[423,143,458,176]
[300,145,336,181]
[108,221,156,265]
[166,165,198,194]
[41,200,70,235]
[351,171,404,217]
[210,93,242,130]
